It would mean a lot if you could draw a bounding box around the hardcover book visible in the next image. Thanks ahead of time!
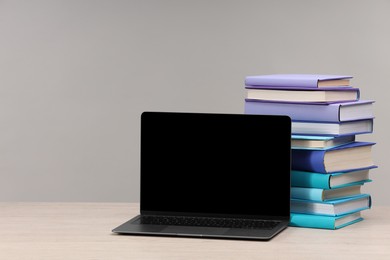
[291,141,376,173]
[289,211,363,229]
[291,135,355,150]
[245,87,359,104]
[291,119,373,136]
[290,168,374,189]
[244,99,375,123]
[291,184,363,201]
[290,194,371,216]
[245,74,353,89]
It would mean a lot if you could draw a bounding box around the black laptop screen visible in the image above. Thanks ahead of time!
[140,112,291,218]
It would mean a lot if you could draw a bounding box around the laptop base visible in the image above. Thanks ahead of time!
[112,215,289,241]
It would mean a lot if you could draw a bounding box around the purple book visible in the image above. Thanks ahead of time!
[245,74,353,89]
[292,142,376,173]
[244,99,375,123]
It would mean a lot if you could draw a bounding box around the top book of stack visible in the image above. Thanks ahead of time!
[245,74,358,104]
[245,74,353,89]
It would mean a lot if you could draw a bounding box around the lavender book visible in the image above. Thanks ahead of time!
[245,74,353,89]
[244,99,375,123]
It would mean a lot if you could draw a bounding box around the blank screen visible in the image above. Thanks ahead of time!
[140,112,291,218]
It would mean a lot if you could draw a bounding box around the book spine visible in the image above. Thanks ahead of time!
[291,171,331,189]
[292,149,327,173]
[290,213,363,229]
[291,187,325,201]
[290,213,337,229]
[245,77,318,88]
[244,100,341,122]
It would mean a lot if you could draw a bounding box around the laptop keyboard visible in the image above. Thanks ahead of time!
[140,215,280,230]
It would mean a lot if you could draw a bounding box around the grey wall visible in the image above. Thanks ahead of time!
[1,0,389,204]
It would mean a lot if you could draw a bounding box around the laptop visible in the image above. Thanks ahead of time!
[112,111,291,241]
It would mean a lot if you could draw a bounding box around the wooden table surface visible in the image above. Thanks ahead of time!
[1,202,390,260]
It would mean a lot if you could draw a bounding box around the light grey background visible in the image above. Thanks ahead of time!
[1,0,389,204]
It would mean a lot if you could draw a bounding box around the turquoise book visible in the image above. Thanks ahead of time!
[290,194,371,216]
[289,211,363,229]
[290,167,375,189]
[291,184,363,201]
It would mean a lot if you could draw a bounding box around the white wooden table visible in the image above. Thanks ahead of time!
[1,202,389,259]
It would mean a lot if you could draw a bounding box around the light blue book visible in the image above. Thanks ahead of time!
[291,184,363,201]
[291,168,375,189]
[290,194,371,216]
[291,135,355,150]
[290,212,364,229]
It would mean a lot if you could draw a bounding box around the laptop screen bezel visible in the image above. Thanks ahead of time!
[139,111,291,221]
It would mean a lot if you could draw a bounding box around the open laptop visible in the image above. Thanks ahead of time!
[112,111,291,241]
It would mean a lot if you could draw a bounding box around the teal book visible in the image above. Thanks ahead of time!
[291,168,375,189]
[291,194,371,216]
[291,184,363,201]
[289,212,364,229]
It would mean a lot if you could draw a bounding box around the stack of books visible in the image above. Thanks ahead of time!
[244,74,377,229]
